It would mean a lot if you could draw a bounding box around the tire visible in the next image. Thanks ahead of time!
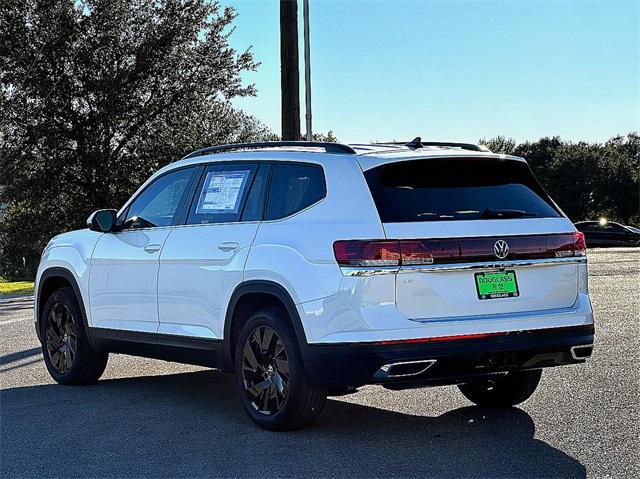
[458,369,542,407]
[234,307,327,431]
[40,287,109,385]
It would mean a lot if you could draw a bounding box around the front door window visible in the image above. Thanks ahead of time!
[123,168,194,229]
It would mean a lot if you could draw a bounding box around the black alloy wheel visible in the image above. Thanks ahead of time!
[234,307,327,430]
[40,287,109,385]
[241,326,290,415]
[45,301,77,374]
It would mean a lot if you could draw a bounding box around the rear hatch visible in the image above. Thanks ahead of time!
[362,155,585,321]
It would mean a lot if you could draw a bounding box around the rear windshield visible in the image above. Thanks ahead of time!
[364,158,561,223]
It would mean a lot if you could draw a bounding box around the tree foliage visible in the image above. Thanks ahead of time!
[0,0,272,279]
[480,133,639,225]
[311,130,337,143]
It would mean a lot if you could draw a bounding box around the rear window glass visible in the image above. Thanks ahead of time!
[364,158,560,223]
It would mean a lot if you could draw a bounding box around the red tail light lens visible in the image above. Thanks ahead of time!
[333,240,401,266]
[399,240,435,265]
[335,233,587,268]
[573,231,587,253]
[550,232,587,258]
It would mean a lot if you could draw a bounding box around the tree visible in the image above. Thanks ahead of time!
[479,136,516,155]
[597,134,639,224]
[512,136,564,188]
[480,134,639,225]
[311,130,337,142]
[545,141,602,221]
[0,0,272,280]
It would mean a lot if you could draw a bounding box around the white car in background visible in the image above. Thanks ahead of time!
[35,138,594,430]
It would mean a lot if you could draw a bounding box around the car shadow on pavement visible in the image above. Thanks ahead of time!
[1,369,585,478]
[0,347,41,366]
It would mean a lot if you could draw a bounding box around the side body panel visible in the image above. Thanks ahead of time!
[157,223,259,339]
[35,230,102,330]
[243,158,385,305]
[88,228,172,333]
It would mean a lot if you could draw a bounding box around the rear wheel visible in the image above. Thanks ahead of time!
[41,287,108,385]
[458,369,542,407]
[234,307,327,430]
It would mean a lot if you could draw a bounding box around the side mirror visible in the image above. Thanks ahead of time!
[87,209,118,233]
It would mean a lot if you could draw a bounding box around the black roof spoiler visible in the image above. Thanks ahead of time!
[376,137,491,153]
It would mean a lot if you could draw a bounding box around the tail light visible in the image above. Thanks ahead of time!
[574,232,587,254]
[398,241,434,265]
[551,232,587,258]
[335,233,587,268]
[333,240,401,266]
[334,240,456,267]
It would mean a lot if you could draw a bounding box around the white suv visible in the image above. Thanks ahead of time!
[35,139,594,430]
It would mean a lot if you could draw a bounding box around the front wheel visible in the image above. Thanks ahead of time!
[41,287,109,385]
[458,370,542,407]
[234,307,327,430]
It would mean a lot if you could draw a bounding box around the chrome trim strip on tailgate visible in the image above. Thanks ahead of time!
[398,256,586,273]
[340,256,586,276]
[340,266,400,276]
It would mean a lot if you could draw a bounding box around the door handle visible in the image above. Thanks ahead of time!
[144,244,161,254]
[218,242,239,252]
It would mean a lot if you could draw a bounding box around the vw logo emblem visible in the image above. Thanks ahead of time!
[493,240,509,259]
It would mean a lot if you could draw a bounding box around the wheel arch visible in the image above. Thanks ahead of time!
[37,267,97,350]
[222,281,312,373]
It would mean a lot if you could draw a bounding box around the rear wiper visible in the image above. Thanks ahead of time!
[481,208,539,219]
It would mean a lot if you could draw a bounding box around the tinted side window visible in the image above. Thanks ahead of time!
[241,164,270,222]
[187,163,257,225]
[266,163,326,220]
[124,167,195,229]
[576,223,596,232]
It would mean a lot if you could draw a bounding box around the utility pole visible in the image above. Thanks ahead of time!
[302,0,312,141]
[280,0,301,140]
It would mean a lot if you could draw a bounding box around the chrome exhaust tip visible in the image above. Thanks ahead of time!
[376,359,437,379]
[570,344,593,360]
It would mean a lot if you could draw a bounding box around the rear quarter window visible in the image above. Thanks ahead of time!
[266,163,326,220]
[364,157,561,223]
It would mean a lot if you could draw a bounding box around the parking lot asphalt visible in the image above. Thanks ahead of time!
[1,248,638,478]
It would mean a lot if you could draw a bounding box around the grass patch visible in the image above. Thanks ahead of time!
[0,281,34,296]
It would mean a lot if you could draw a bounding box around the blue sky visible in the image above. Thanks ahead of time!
[226,0,638,143]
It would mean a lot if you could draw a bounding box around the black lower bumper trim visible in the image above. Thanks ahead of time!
[306,324,594,389]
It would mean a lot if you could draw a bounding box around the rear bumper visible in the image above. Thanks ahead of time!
[306,324,594,389]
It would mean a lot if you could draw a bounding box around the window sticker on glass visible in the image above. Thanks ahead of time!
[195,170,250,214]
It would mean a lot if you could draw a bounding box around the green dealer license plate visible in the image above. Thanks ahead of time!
[474,270,519,300]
